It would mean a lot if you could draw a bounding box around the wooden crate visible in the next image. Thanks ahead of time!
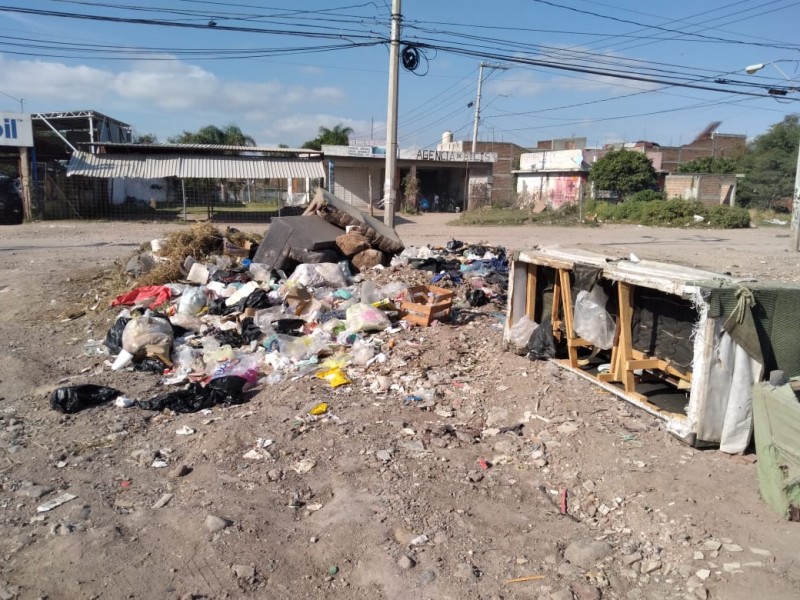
[400,285,454,327]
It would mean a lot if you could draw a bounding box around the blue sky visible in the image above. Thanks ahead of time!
[1,0,798,148]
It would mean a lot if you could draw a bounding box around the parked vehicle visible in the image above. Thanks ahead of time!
[0,177,23,224]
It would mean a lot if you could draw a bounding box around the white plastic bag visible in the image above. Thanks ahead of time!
[178,286,207,316]
[121,315,174,357]
[346,302,391,332]
[573,287,616,350]
[508,315,538,349]
[287,263,348,289]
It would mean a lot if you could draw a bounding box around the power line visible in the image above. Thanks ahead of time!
[528,0,800,50]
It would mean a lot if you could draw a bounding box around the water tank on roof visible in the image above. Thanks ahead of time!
[442,130,453,145]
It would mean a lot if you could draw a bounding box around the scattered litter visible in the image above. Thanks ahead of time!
[37,493,78,513]
[506,575,545,584]
[175,426,196,435]
[152,493,174,509]
[309,402,330,416]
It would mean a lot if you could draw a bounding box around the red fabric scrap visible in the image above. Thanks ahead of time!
[111,285,172,310]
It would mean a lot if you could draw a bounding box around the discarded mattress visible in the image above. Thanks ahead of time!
[503,246,800,453]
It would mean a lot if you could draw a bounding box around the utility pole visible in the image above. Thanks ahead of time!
[471,62,508,153]
[382,0,401,228]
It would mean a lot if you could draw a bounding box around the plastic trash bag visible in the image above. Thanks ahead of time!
[288,263,349,289]
[134,376,248,413]
[178,286,207,316]
[573,286,616,350]
[527,316,556,361]
[351,339,376,366]
[508,316,538,350]
[50,385,121,413]
[122,315,174,360]
[346,303,391,332]
[104,316,130,355]
[111,285,172,310]
[467,289,489,307]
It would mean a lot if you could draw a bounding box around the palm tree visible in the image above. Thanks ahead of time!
[301,124,353,150]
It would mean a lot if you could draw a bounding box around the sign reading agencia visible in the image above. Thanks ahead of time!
[0,112,33,147]
[400,149,497,162]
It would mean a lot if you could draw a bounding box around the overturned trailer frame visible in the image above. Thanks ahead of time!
[503,247,800,453]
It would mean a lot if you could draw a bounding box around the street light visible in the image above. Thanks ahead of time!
[745,61,800,251]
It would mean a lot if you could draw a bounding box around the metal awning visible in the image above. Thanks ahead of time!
[66,150,325,179]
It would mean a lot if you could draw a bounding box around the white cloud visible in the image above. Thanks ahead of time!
[0,54,352,145]
[262,113,374,145]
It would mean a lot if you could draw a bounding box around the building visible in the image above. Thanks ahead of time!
[513,148,595,209]
[664,173,739,206]
[322,135,497,211]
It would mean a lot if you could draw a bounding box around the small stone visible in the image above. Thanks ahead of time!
[703,540,722,551]
[557,562,583,577]
[570,581,601,600]
[564,539,613,568]
[695,569,711,581]
[622,552,643,566]
[131,449,157,467]
[693,552,704,561]
[467,471,484,483]
[169,464,191,478]
[642,560,662,574]
[722,562,741,573]
[204,515,232,532]
[232,564,255,579]
[749,547,771,557]
[453,563,478,581]
[267,469,282,482]
[550,591,575,600]
[582,480,596,492]
[78,506,91,520]
[692,587,708,600]
[482,428,501,437]
[376,450,392,462]
[16,484,54,499]
[418,570,436,585]
[722,543,742,553]
[397,555,415,570]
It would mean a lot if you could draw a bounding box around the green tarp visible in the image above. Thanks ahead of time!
[752,382,800,520]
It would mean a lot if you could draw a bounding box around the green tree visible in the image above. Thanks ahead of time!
[737,114,800,210]
[167,124,257,203]
[675,156,739,174]
[590,149,658,200]
[301,124,354,150]
[133,132,158,144]
[168,124,256,146]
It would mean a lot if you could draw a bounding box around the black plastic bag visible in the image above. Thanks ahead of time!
[240,317,263,343]
[135,376,248,413]
[235,287,271,312]
[446,239,465,253]
[467,289,489,307]
[274,318,305,335]
[132,358,167,373]
[50,385,122,413]
[206,298,238,316]
[104,317,130,355]
[527,316,556,360]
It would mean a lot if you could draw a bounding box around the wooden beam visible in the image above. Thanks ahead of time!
[525,265,538,320]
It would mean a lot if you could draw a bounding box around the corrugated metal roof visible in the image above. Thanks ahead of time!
[84,142,321,155]
[66,151,325,180]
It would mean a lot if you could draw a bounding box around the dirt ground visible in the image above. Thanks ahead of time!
[0,214,798,600]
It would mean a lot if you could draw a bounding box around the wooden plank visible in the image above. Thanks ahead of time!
[558,269,580,368]
[525,265,538,320]
[616,282,636,393]
[551,274,563,342]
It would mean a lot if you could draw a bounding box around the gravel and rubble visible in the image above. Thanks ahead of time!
[0,217,798,599]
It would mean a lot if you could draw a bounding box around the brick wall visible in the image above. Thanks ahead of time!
[470,141,527,204]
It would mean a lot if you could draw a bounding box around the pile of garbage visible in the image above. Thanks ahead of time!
[52,220,509,417]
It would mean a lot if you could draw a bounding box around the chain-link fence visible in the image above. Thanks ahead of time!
[31,161,317,222]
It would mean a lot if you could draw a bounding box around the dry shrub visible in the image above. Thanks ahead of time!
[226,227,263,248]
[159,222,224,263]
